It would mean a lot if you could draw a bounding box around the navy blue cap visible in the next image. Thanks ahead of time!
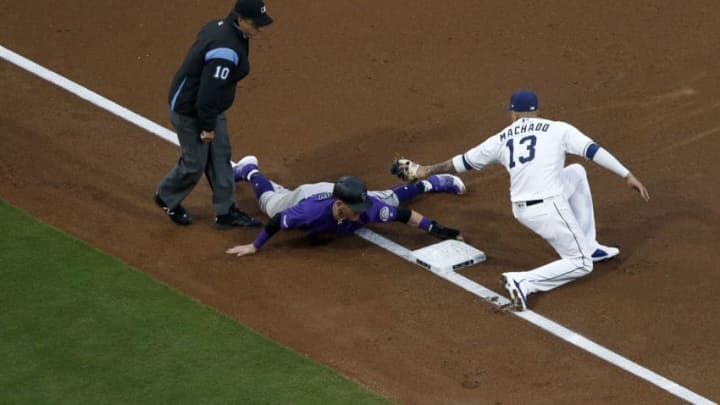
[235,0,273,26]
[333,176,373,213]
[505,89,539,112]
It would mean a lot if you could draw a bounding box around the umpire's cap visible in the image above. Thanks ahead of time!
[234,0,273,26]
[333,176,373,213]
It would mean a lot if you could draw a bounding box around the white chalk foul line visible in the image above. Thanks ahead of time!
[2,44,715,405]
[515,312,715,404]
[0,45,179,147]
[357,228,715,404]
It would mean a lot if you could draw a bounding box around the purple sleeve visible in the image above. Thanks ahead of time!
[252,229,271,249]
[418,217,432,231]
[362,199,399,224]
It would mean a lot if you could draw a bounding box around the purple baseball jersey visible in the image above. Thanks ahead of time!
[280,193,398,234]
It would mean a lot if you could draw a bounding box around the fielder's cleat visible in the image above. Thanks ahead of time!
[215,205,262,229]
[232,155,259,182]
[501,273,528,311]
[427,174,466,195]
[154,194,192,226]
[592,245,620,262]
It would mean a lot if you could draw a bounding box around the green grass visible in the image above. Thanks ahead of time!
[0,201,391,405]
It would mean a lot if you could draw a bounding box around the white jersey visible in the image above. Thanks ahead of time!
[453,117,596,202]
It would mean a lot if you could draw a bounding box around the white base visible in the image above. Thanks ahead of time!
[412,239,486,274]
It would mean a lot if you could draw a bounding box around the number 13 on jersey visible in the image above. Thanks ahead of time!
[506,135,537,168]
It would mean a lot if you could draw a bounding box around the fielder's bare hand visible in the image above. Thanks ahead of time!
[200,130,216,143]
[226,243,258,257]
[626,173,650,201]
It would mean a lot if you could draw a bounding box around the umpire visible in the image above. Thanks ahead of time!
[154,0,273,228]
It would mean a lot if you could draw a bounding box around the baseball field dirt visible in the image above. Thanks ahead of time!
[2,1,719,403]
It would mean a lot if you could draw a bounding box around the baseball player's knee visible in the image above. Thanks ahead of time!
[568,255,593,274]
[565,163,587,179]
[180,156,207,174]
[184,166,205,180]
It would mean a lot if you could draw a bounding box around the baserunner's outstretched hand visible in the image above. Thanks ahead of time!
[226,243,258,257]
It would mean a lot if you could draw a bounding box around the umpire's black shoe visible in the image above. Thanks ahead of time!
[215,205,262,229]
[154,194,192,226]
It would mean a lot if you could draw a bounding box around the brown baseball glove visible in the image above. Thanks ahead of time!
[390,158,421,182]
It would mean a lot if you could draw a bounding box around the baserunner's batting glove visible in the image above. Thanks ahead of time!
[428,221,461,240]
[390,158,420,181]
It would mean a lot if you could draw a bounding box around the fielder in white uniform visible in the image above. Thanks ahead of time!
[392,89,650,311]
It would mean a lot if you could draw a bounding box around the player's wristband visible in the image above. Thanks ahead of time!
[418,217,432,231]
[252,229,270,249]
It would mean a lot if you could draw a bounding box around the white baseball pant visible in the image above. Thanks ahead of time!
[506,164,599,294]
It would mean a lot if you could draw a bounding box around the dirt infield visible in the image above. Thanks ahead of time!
[2,1,719,403]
